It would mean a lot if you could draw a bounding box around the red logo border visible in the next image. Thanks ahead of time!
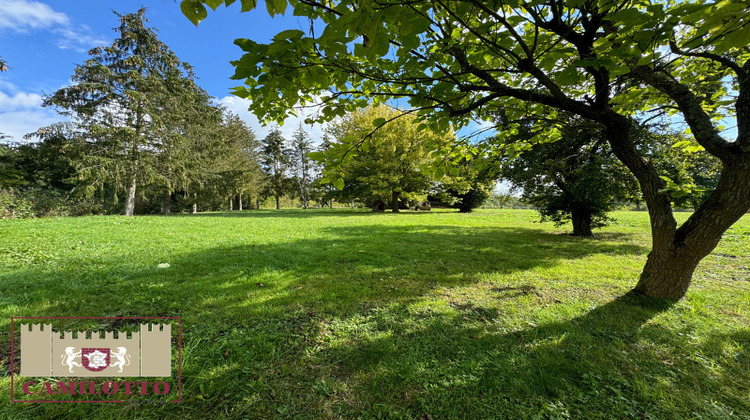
[10,316,182,403]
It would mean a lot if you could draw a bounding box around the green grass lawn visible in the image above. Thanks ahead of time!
[1,209,748,419]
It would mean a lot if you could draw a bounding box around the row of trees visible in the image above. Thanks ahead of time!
[259,125,318,210]
[5,10,705,223]
[2,89,715,225]
[1,10,337,216]
[4,9,490,216]
[0,10,266,217]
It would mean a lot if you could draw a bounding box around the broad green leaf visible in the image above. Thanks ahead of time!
[266,0,287,16]
[273,0,288,15]
[555,67,582,86]
[240,0,258,12]
[274,29,304,41]
[181,0,208,26]
[307,151,325,161]
[204,0,223,10]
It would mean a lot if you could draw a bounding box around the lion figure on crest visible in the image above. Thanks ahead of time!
[109,346,131,373]
[61,347,82,373]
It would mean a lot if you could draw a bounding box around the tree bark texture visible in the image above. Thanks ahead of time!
[161,189,171,215]
[634,160,750,298]
[124,174,137,217]
[603,114,750,300]
[571,209,593,237]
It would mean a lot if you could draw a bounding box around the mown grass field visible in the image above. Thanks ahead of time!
[1,209,748,419]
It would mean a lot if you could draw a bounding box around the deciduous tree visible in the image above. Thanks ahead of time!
[316,105,451,212]
[500,119,629,236]
[433,144,499,213]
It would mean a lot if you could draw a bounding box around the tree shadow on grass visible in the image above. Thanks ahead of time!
[9,223,744,418]
[0,224,648,324]
[302,293,749,418]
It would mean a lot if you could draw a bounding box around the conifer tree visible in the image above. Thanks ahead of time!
[288,123,315,209]
[259,127,289,210]
[44,8,200,216]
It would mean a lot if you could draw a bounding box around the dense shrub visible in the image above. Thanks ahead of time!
[0,189,34,219]
[0,188,89,219]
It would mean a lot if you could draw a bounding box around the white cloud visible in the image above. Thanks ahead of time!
[0,79,18,91]
[0,0,68,32]
[0,0,107,52]
[0,90,43,110]
[0,83,63,141]
[55,24,109,52]
[0,108,62,141]
[218,95,328,144]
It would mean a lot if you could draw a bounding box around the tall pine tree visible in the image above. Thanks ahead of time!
[259,127,289,210]
[44,9,200,216]
[288,123,315,209]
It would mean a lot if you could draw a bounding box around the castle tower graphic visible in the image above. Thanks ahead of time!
[20,323,172,377]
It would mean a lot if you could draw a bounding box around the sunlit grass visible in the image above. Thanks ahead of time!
[1,209,748,418]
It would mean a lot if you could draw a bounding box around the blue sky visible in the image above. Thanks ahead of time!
[0,0,331,142]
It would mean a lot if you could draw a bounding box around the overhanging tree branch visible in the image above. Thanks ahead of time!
[633,66,738,161]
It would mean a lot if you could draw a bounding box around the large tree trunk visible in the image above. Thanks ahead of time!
[256,198,260,210]
[126,96,143,218]
[634,160,750,298]
[391,191,400,212]
[239,193,243,211]
[604,114,750,300]
[275,195,280,210]
[161,189,171,215]
[571,209,593,237]
[299,182,308,209]
[229,196,233,211]
[634,249,702,299]
[624,66,750,299]
[124,174,137,217]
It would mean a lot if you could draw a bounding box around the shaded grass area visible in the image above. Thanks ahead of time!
[0,209,748,418]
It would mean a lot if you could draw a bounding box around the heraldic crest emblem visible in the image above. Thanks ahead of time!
[20,323,171,377]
